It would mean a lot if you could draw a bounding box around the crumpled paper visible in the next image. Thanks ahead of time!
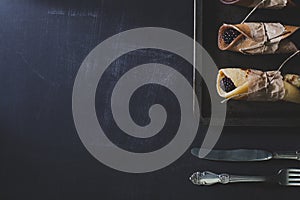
[249,0,287,9]
[240,23,286,54]
[247,70,286,101]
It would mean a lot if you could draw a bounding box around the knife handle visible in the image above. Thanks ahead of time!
[273,151,300,160]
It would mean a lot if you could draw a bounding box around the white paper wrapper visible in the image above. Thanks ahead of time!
[249,0,287,9]
[240,23,286,54]
[247,70,286,101]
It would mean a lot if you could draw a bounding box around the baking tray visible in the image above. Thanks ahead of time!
[196,0,300,126]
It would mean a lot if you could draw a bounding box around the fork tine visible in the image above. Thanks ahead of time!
[288,173,300,177]
[288,182,300,186]
[288,169,300,173]
[289,178,300,182]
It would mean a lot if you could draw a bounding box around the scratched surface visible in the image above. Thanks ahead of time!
[1,0,300,199]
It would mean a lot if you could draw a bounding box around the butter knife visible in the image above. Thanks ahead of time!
[191,148,300,162]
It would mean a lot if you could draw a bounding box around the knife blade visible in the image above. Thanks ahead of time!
[191,148,300,162]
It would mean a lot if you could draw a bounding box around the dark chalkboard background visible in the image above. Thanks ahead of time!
[1,0,300,199]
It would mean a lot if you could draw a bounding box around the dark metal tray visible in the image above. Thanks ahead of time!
[196,0,300,126]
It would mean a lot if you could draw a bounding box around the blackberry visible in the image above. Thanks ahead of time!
[222,28,241,45]
[220,77,236,92]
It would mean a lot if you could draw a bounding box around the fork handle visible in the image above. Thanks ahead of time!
[229,175,267,183]
[273,151,300,160]
[189,171,267,186]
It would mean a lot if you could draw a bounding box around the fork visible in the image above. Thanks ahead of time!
[189,169,300,186]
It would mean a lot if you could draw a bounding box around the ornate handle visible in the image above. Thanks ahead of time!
[273,151,300,160]
[189,171,230,185]
[190,171,267,186]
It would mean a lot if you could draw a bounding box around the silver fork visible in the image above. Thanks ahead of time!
[190,169,300,186]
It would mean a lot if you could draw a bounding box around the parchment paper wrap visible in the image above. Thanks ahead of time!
[220,0,290,9]
[241,23,285,54]
[247,70,286,101]
[249,0,287,9]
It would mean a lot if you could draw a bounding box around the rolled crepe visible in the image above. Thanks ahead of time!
[218,23,299,55]
[217,68,300,103]
[220,0,296,9]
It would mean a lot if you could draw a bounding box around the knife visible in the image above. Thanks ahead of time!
[191,148,300,162]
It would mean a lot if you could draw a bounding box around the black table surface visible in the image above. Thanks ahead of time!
[199,0,300,126]
[1,0,300,199]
